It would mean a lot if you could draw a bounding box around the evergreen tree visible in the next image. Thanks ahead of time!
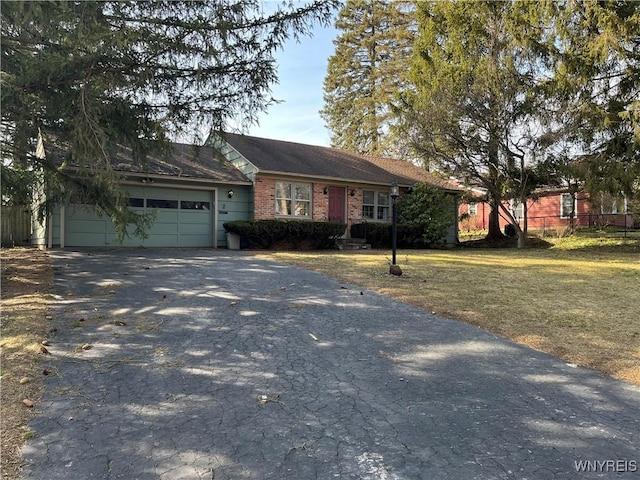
[1,0,337,238]
[402,1,553,245]
[321,0,415,156]
[543,1,640,198]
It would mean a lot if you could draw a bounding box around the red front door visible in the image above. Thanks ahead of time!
[327,186,346,222]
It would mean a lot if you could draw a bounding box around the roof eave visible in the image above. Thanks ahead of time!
[60,167,252,186]
[122,172,253,185]
[256,169,421,188]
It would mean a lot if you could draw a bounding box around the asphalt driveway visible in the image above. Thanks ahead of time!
[22,249,639,479]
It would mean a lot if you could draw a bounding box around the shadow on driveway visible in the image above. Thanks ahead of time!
[22,249,640,479]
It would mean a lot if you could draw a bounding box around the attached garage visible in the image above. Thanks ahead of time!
[64,186,215,248]
[32,141,253,249]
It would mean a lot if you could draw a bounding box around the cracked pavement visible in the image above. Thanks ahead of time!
[22,249,640,479]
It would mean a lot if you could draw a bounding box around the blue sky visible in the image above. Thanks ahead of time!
[247,21,338,147]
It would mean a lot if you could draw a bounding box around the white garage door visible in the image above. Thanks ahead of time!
[65,186,214,247]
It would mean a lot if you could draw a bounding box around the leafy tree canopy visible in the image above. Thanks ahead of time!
[1,0,338,237]
[404,0,552,243]
[541,0,640,197]
[402,0,638,247]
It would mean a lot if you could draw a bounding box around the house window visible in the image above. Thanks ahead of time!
[275,181,311,217]
[362,190,390,221]
[560,193,575,218]
[468,203,477,216]
[147,199,178,209]
[180,201,210,210]
[511,201,525,222]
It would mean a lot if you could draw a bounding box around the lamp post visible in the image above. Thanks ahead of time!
[389,182,402,276]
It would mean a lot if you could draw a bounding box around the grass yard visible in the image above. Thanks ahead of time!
[1,248,53,479]
[257,234,640,386]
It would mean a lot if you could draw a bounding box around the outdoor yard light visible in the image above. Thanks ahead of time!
[390,183,399,200]
[389,182,402,276]
[349,188,356,197]
[227,189,234,198]
[323,187,329,195]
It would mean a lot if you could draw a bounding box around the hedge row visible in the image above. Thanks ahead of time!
[350,222,431,248]
[223,219,346,250]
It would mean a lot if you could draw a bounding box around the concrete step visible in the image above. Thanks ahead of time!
[336,238,367,244]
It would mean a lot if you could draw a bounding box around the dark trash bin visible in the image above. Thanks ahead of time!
[504,224,516,237]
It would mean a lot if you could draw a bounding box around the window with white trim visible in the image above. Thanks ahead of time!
[560,193,575,218]
[511,200,525,223]
[275,181,311,217]
[468,203,477,216]
[362,190,390,221]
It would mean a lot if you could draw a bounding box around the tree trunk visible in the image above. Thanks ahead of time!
[486,200,504,240]
[517,229,527,248]
[518,200,528,248]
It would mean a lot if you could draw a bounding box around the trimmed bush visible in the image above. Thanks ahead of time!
[351,222,389,248]
[350,222,431,249]
[223,219,346,250]
[397,184,452,245]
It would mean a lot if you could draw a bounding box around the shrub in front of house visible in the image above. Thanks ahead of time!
[351,185,452,248]
[223,220,346,250]
[351,222,389,248]
[350,223,431,249]
[398,184,452,245]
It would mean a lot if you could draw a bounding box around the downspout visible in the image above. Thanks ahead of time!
[213,188,218,248]
[60,205,65,249]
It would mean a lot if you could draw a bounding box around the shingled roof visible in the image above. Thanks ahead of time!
[46,141,251,184]
[108,143,251,184]
[221,133,461,192]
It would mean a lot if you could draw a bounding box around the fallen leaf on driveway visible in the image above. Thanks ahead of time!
[257,394,282,404]
[309,333,318,341]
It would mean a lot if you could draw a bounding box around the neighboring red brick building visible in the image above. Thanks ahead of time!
[459,188,634,233]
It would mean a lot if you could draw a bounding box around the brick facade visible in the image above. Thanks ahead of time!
[312,184,329,221]
[253,175,366,234]
[347,188,363,227]
[458,191,633,232]
[253,177,275,219]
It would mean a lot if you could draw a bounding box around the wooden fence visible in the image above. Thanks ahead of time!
[1,205,31,246]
